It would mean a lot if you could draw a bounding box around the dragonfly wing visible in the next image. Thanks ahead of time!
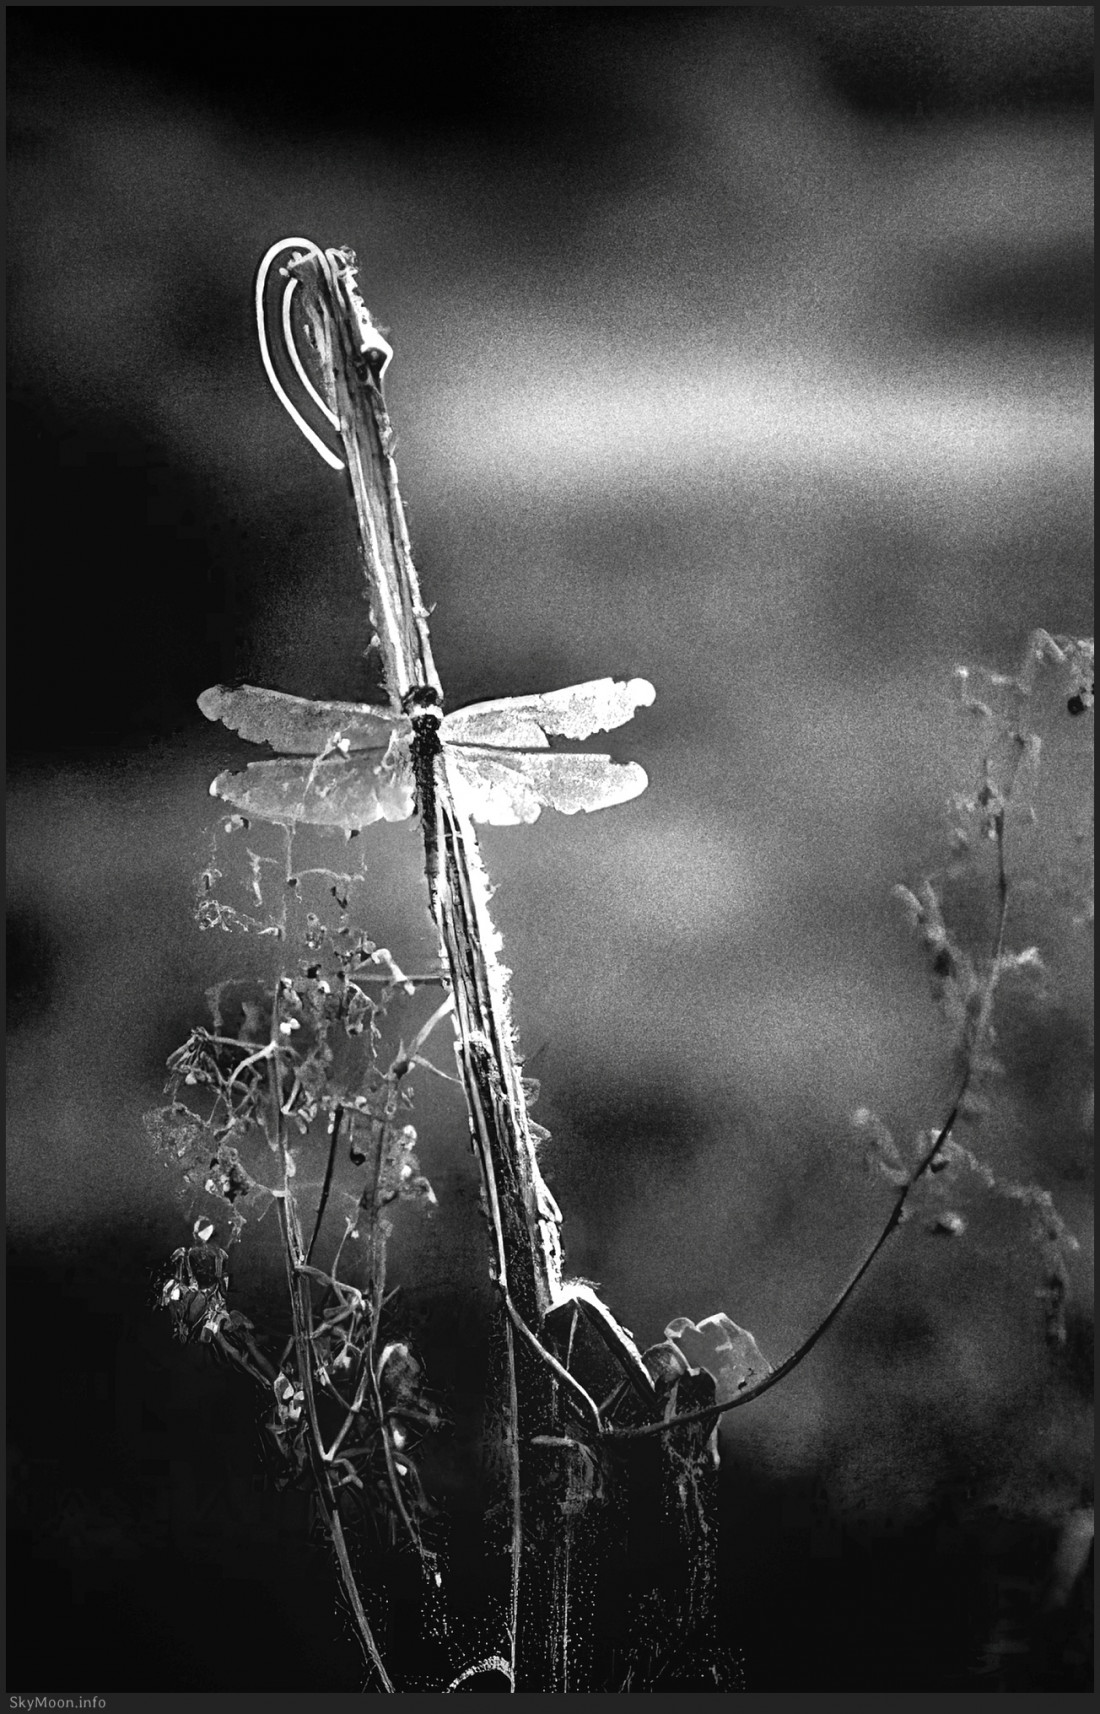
[209,755,415,831]
[442,677,655,746]
[450,748,649,824]
[198,683,404,754]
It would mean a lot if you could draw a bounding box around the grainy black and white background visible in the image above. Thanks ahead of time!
[7,6,1093,1695]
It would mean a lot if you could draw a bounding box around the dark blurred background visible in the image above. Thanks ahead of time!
[7,5,1093,1693]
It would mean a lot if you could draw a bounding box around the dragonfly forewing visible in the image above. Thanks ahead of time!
[198,683,404,754]
[442,677,655,747]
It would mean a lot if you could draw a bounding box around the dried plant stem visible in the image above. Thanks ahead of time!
[292,247,569,1686]
[266,1028,395,1692]
[608,772,1019,1443]
[504,1317,523,1675]
[293,251,561,1312]
[305,1104,342,1266]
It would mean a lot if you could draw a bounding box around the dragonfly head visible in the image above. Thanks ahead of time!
[402,685,443,727]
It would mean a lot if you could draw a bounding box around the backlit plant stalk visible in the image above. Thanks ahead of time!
[290,246,605,1687]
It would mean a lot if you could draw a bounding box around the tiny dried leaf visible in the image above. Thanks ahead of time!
[664,1313,773,1405]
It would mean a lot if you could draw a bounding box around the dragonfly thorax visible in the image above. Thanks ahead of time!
[402,684,444,729]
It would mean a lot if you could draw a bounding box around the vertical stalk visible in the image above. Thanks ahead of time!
[292,246,565,1688]
[267,1002,395,1692]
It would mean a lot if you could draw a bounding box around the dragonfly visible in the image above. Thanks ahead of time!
[198,675,656,878]
[222,241,655,875]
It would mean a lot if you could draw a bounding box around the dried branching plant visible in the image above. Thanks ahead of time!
[146,240,1093,1692]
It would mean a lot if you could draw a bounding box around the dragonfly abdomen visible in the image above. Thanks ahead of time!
[406,688,445,890]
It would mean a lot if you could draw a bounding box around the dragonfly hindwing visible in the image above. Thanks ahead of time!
[448,748,648,824]
[209,756,415,831]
